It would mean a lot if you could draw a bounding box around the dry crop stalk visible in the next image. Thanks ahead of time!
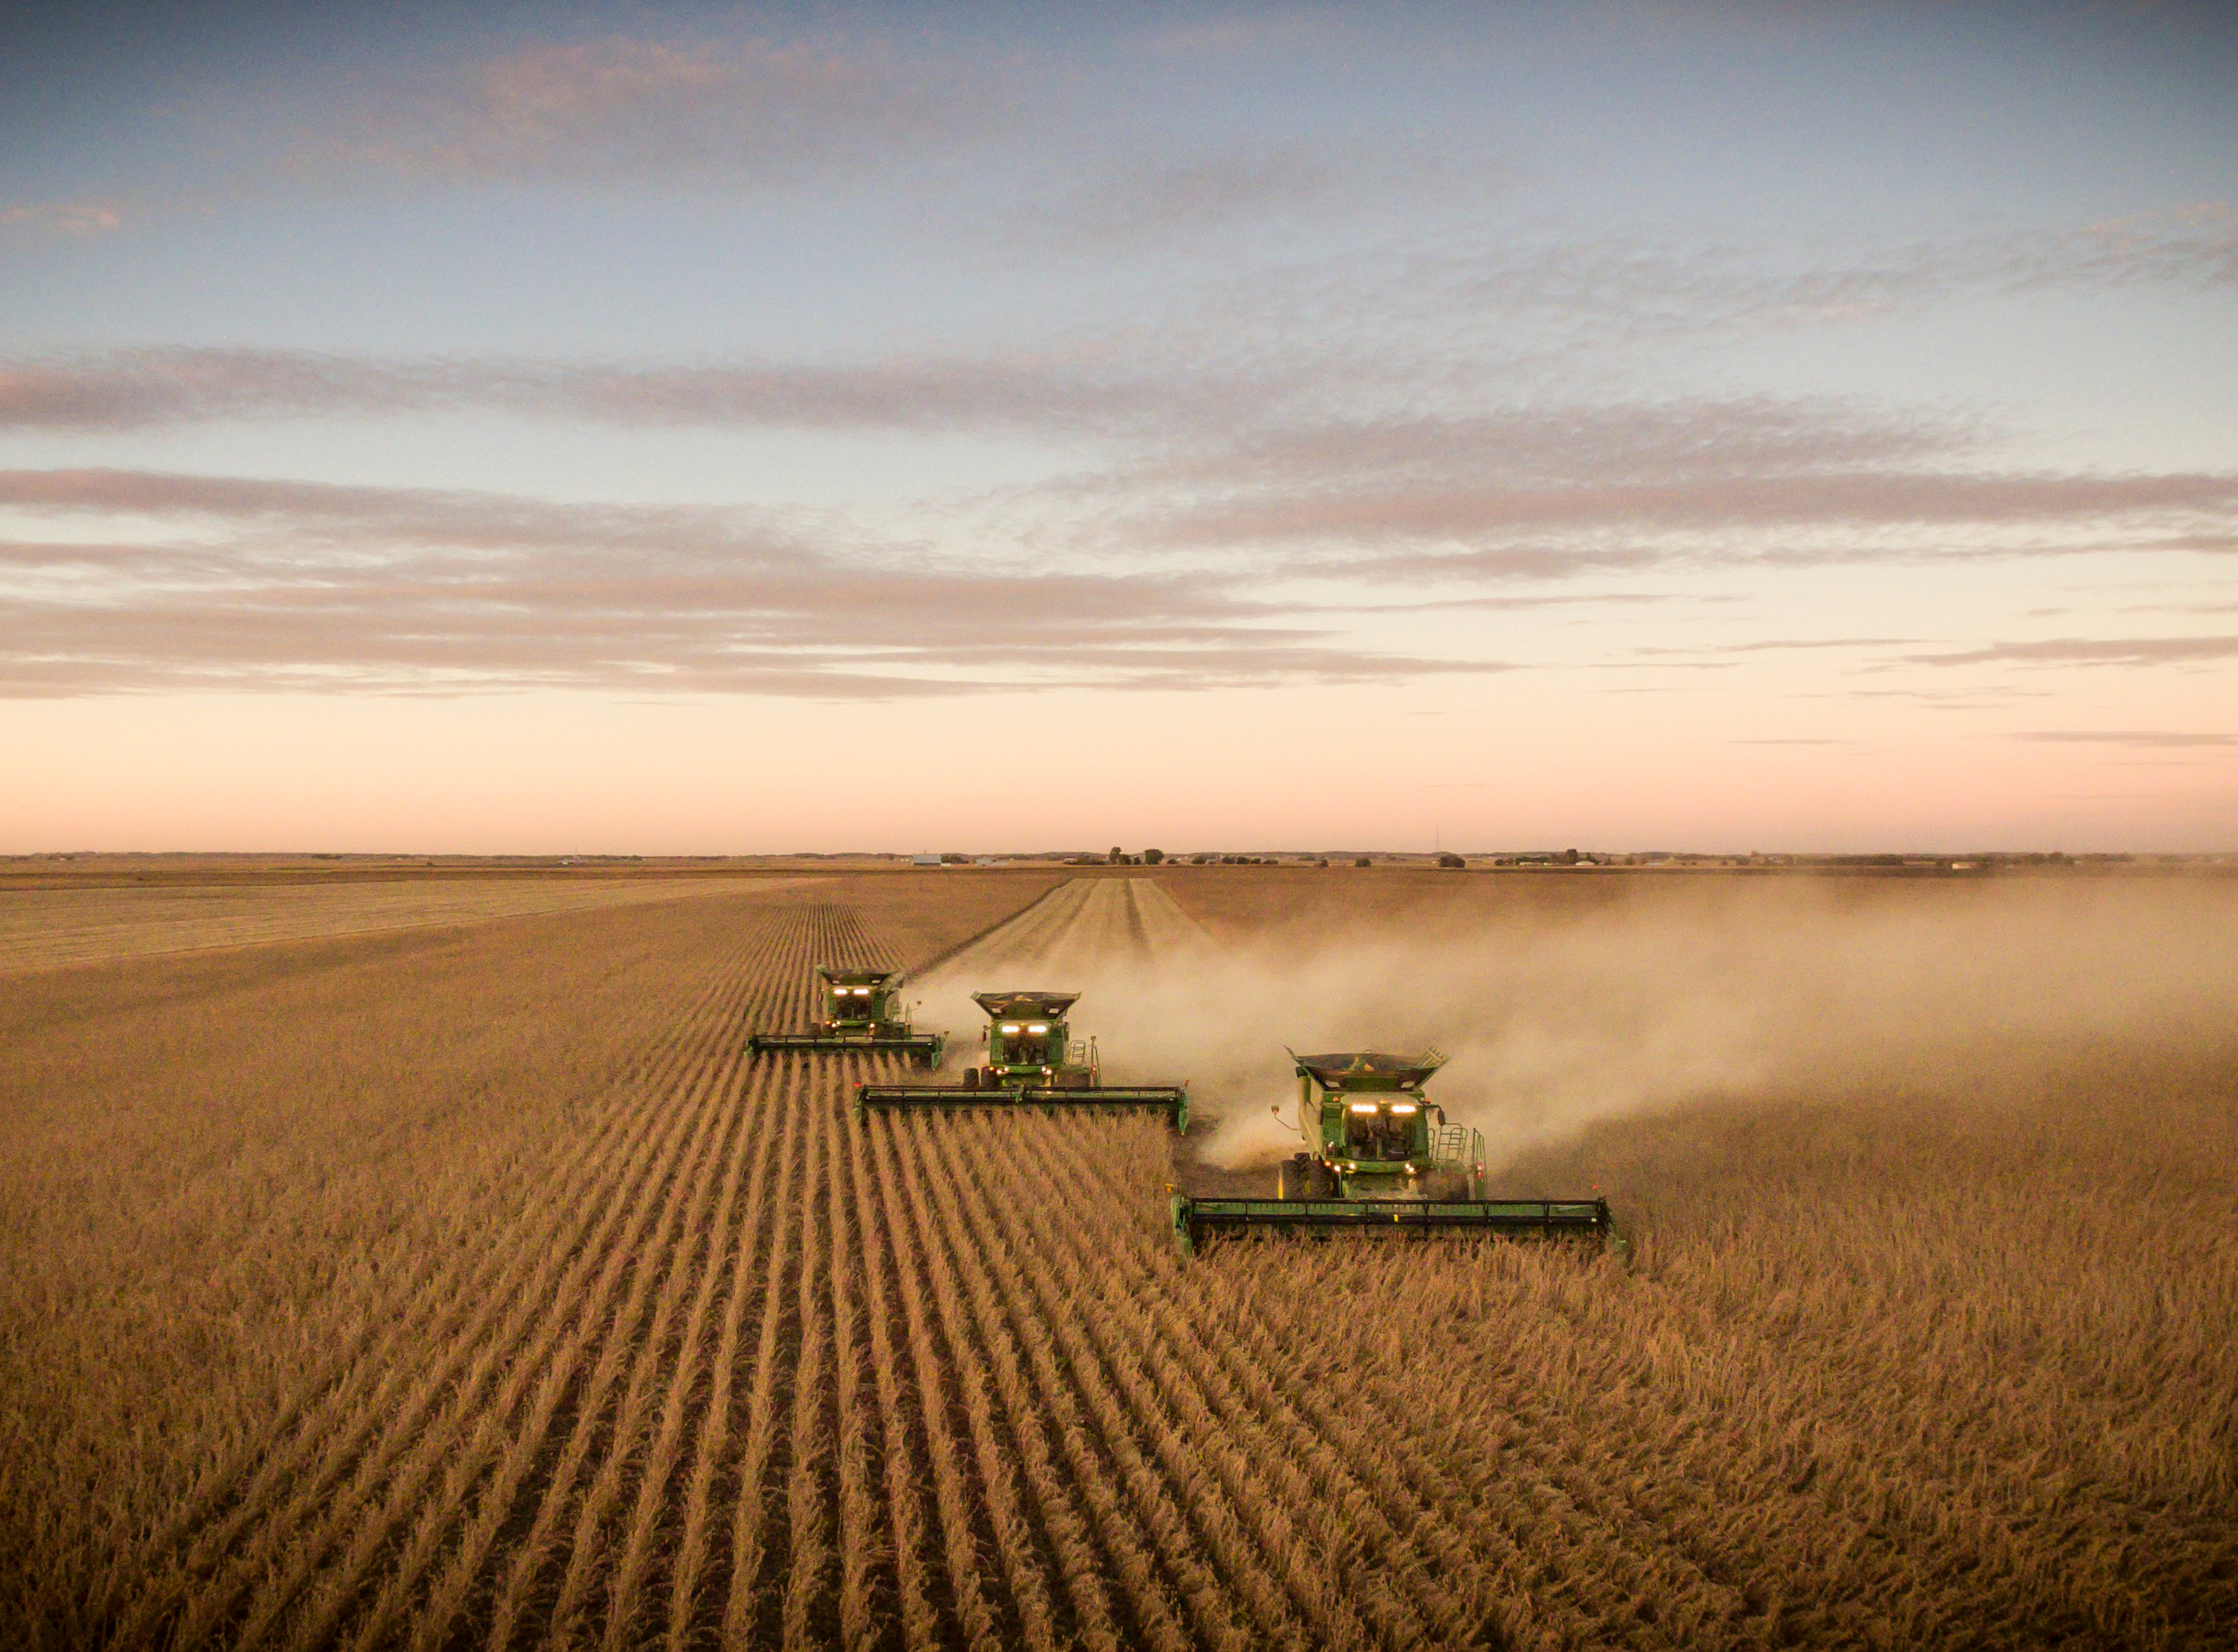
[344,1026,763,1652]
[952,1121,1312,1651]
[885,1114,1066,1652]
[477,915,812,1648]
[837,1056,943,1650]
[662,1059,811,1650]
[106,921,764,1652]
[720,1064,816,1647]
[917,1125,1250,1652]
[778,1059,837,1652]
[1055,1108,1490,1646]
[892,1117,1130,1652]
[543,1033,762,1640]
[413,921,808,1652]
[592,1031,769,1651]
[157,966,753,1652]
[822,1065,883,1651]
[913,1115,1213,1652]
[1041,1119,1577,1649]
[860,1115,1008,1652]
[1065,1117,1742,1650]
[1018,1119,1401,1651]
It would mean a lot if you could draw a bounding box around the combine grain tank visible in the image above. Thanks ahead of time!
[749,967,945,1065]
[856,990,1188,1128]
[1170,1050,1622,1257]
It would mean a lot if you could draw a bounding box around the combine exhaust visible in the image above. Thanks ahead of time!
[749,968,945,1066]
[855,990,1188,1129]
[1169,1050,1621,1259]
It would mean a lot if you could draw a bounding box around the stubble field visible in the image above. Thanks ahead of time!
[3,863,2234,1650]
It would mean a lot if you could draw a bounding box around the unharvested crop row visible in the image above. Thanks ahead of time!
[106,900,839,1649]
[113,921,770,1630]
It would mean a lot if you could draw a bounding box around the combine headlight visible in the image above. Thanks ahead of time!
[1389,1102,1418,1115]
[1027,1023,1048,1034]
[1348,1101,1378,1114]
[1000,1023,1021,1034]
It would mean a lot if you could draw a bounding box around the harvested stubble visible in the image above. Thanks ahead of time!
[1,868,2232,1650]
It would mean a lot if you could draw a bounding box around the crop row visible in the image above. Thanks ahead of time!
[69,879,2231,1649]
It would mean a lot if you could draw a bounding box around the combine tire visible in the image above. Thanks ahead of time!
[1277,1155,1311,1200]
[962,1067,980,1091]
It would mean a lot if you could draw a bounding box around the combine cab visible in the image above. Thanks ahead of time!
[749,968,945,1066]
[1170,1050,1621,1257]
[856,990,1188,1128]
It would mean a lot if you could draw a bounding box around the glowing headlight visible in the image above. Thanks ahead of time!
[1389,1102,1417,1115]
[1348,1101,1378,1114]
[1000,1023,1021,1034]
[1026,1023,1048,1034]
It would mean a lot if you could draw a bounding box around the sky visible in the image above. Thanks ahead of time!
[2,0,2234,854]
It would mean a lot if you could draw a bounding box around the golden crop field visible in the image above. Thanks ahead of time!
[0,861,815,973]
[3,864,2234,1650]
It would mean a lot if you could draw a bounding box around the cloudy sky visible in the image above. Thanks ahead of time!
[4,1,2234,853]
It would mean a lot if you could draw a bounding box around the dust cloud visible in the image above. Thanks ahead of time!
[917,876,2238,1173]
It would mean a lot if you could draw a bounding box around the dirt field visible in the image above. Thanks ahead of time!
[3,865,2233,1649]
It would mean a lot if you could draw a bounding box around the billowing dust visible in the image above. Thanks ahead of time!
[911,875,2238,1173]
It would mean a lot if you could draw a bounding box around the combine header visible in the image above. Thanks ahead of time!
[1170,1050,1621,1257]
[749,968,945,1066]
[856,990,1188,1128]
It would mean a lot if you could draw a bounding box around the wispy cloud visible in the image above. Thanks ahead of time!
[1134,15,1347,58]
[1910,636,2238,668]
[11,355,2237,599]
[0,467,1514,697]
[0,199,123,237]
[33,359,2221,571]
[1436,206,2238,345]
[1636,637,1915,656]
[0,346,1197,435]
[291,36,1018,192]
[2010,730,2238,747]
[1197,468,2238,545]
[1032,144,1349,250]
[1021,139,1502,253]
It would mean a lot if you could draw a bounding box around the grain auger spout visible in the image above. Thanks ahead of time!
[1170,1049,1624,1259]
[855,990,1188,1129]
[749,968,946,1066]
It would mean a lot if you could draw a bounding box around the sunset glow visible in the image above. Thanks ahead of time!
[4,2,2234,852]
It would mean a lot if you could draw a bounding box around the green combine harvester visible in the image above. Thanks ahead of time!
[748,967,945,1066]
[856,990,1189,1128]
[1170,1050,1621,1257]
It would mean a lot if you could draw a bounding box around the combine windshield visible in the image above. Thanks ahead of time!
[1343,1102,1418,1162]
